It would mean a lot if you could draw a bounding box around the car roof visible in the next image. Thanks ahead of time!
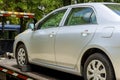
[58,2,119,9]
[71,2,118,6]
[0,24,20,31]
[36,2,120,26]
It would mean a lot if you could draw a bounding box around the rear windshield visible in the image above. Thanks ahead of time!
[105,4,120,16]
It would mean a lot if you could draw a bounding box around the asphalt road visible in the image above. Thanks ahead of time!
[30,64,84,80]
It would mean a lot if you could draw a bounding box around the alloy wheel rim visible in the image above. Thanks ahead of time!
[87,60,106,80]
[17,48,26,66]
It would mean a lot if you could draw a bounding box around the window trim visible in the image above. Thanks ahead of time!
[61,6,98,26]
[36,8,67,30]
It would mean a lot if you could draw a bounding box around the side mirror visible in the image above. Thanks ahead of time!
[26,22,35,30]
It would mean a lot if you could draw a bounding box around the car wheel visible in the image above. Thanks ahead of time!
[16,44,29,67]
[84,53,115,80]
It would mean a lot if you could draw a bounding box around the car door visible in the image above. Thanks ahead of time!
[29,9,67,64]
[55,7,97,68]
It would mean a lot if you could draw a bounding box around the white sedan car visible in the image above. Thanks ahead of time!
[14,3,120,80]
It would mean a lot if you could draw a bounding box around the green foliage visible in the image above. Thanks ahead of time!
[0,0,119,24]
[0,0,3,3]
[0,0,62,20]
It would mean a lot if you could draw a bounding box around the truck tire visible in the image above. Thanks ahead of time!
[84,53,115,80]
[16,44,29,68]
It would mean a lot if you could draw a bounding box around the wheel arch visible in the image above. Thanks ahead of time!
[15,41,25,58]
[80,48,116,79]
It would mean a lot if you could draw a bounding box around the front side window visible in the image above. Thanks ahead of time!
[38,9,66,29]
[65,7,97,26]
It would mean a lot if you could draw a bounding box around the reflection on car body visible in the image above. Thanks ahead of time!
[14,3,120,80]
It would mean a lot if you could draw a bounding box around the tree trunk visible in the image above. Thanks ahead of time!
[75,0,80,3]
[63,0,71,6]
[79,0,84,3]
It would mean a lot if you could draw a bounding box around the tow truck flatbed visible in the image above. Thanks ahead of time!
[0,58,57,80]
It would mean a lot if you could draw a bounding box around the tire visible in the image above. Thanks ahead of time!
[84,53,115,80]
[16,44,29,68]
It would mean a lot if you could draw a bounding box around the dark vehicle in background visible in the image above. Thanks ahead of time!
[0,11,35,55]
[0,24,20,54]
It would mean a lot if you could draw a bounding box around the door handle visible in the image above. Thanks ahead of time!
[49,32,55,38]
[81,30,90,36]
[50,34,54,37]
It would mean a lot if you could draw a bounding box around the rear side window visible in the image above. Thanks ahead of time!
[65,7,97,26]
[105,4,120,16]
